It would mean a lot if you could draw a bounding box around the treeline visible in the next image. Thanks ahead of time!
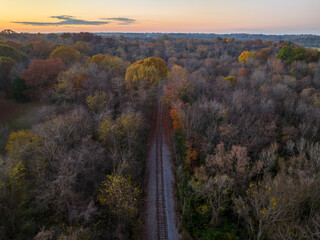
[0,29,320,239]
[4,29,319,100]
[97,32,320,47]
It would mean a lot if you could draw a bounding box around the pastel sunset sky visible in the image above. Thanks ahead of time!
[1,0,320,34]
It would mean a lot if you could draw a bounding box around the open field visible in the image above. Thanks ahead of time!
[0,99,43,126]
[311,47,320,51]
[0,99,44,152]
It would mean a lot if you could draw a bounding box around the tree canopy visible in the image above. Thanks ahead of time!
[125,57,168,90]
[20,58,66,98]
[50,46,81,66]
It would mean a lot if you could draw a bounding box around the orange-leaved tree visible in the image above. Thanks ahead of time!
[164,64,195,104]
[170,107,183,131]
[164,65,188,103]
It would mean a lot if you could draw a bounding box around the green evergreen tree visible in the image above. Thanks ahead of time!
[12,77,28,102]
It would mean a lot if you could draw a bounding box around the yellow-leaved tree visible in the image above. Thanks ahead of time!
[125,57,168,90]
[86,91,110,111]
[238,51,252,63]
[6,130,41,159]
[5,130,42,187]
[73,41,91,55]
[98,174,142,219]
[99,112,143,169]
[99,113,143,147]
[86,54,129,76]
[50,46,81,66]
[224,76,238,87]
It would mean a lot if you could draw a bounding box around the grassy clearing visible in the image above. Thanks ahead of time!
[310,47,320,52]
[0,100,45,153]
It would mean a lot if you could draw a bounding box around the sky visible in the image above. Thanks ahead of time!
[1,0,320,34]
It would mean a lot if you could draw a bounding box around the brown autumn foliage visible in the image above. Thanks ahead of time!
[20,58,66,98]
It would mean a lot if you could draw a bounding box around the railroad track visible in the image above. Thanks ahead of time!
[143,96,179,240]
[155,101,169,240]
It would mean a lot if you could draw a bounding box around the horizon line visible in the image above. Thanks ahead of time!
[4,30,320,36]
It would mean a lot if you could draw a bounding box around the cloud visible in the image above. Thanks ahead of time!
[13,15,110,26]
[102,17,136,25]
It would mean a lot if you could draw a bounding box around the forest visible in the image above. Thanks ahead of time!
[0,29,320,240]
[97,33,320,48]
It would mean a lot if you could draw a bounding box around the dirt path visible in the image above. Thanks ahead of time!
[143,98,180,240]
